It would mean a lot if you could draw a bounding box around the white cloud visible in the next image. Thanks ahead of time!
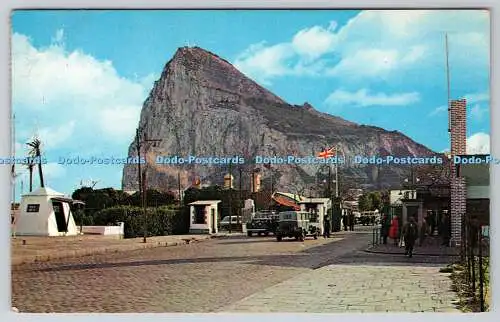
[291,25,337,60]
[234,10,489,85]
[42,162,67,179]
[326,48,401,79]
[12,32,148,143]
[98,105,140,137]
[36,121,76,149]
[429,105,447,116]
[325,89,420,107]
[139,73,158,91]
[328,21,338,31]
[466,132,490,154]
[52,29,64,44]
[465,91,489,104]
[234,42,297,85]
[234,24,336,84]
[15,162,67,190]
[470,104,489,121]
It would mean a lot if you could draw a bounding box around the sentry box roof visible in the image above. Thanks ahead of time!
[188,200,222,205]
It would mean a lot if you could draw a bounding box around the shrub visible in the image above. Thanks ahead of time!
[91,205,190,238]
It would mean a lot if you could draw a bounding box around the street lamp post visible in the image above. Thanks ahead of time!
[135,126,162,243]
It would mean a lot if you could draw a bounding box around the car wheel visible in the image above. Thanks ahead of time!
[276,236,282,242]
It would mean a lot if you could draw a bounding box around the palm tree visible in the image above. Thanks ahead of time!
[27,137,44,188]
[26,159,35,192]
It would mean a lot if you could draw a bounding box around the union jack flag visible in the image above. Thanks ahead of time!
[317,146,336,159]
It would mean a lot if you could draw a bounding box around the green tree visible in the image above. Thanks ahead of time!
[369,191,382,211]
[358,193,372,212]
[26,137,44,188]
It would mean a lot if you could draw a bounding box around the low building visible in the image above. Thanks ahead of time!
[457,155,490,225]
[298,198,332,235]
[390,189,416,205]
[15,187,82,236]
[188,200,221,234]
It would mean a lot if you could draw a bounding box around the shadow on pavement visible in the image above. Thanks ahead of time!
[33,229,455,273]
[217,238,277,245]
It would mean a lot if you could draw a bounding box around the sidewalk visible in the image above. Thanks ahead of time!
[365,237,460,257]
[220,264,459,313]
[11,233,227,266]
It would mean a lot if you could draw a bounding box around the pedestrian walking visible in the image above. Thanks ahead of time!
[380,214,390,244]
[441,212,451,247]
[342,214,347,231]
[349,213,355,231]
[419,216,428,246]
[323,216,331,238]
[402,216,418,258]
[429,211,436,236]
[389,216,399,246]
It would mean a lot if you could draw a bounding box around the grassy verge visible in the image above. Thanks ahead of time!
[443,257,490,312]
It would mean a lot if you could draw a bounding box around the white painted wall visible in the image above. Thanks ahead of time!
[16,193,78,236]
[81,224,124,236]
[299,203,327,235]
[190,204,218,234]
[390,190,416,205]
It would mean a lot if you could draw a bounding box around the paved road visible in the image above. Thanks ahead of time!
[11,229,371,313]
[11,227,458,313]
[220,251,459,313]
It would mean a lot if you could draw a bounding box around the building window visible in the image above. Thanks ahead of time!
[26,204,40,213]
[193,206,207,224]
[305,204,318,222]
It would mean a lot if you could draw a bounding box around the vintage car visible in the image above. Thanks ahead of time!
[275,211,320,241]
[220,216,240,231]
[246,211,279,236]
[358,211,380,226]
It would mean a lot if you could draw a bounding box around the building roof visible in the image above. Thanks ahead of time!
[51,197,85,205]
[22,187,65,197]
[188,200,222,205]
[298,198,331,204]
[273,192,304,202]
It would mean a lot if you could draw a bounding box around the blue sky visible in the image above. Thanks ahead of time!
[10,10,490,199]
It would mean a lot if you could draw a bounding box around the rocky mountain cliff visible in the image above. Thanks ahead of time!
[122,46,439,195]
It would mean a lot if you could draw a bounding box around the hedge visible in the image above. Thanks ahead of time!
[88,205,190,238]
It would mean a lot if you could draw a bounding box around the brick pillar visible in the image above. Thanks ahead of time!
[449,99,467,246]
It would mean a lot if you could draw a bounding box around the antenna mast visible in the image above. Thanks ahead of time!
[446,33,451,133]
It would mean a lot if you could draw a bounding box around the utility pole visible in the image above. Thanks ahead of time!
[178,172,182,206]
[329,164,334,232]
[239,166,242,225]
[228,163,232,234]
[270,168,274,196]
[135,126,161,243]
